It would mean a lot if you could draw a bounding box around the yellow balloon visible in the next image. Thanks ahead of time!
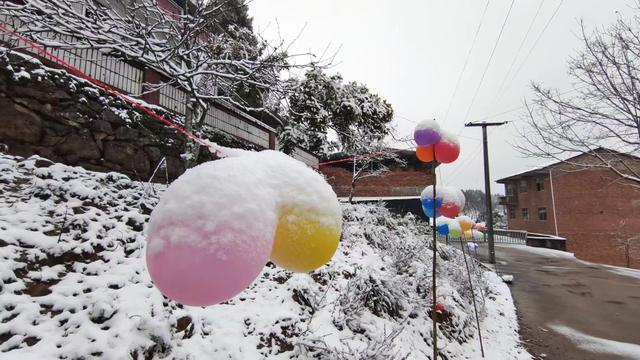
[271,206,341,273]
[463,230,473,239]
[457,216,474,232]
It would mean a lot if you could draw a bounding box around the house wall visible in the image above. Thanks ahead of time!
[553,168,640,269]
[504,167,640,269]
[320,162,434,198]
[503,175,557,235]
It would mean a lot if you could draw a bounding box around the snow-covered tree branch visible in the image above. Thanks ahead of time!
[1,0,324,165]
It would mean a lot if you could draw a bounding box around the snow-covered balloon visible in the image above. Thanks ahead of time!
[422,185,464,218]
[448,219,462,238]
[456,215,474,232]
[414,119,441,147]
[434,130,460,164]
[433,216,451,235]
[146,150,342,306]
[472,230,484,240]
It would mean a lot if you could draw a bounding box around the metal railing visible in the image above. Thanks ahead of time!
[494,229,527,245]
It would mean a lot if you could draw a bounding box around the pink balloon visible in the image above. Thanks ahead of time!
[435,139,460,163]
[439,202,461,218]
[146,218,273,306]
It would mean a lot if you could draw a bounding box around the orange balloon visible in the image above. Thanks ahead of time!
[416,146,435,162]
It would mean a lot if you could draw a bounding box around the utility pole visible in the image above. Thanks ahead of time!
[464,121,507,264]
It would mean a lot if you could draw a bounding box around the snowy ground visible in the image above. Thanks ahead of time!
[0,153,531,359]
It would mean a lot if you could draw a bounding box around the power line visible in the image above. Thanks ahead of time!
[490,0,546,108]
[463,0,517,124]
[507,0,565,88]
[443,0,491,123]
[472,84,587,124]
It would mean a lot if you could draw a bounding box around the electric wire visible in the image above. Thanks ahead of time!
[443,0,491,123]
[507,0,565,88]
[490,0,546,108]
[462,0,517,125]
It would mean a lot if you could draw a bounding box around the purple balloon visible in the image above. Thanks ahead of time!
[414,129,441,146]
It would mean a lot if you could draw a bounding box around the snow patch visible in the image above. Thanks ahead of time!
[550,324,640,358]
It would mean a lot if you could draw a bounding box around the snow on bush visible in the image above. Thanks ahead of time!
[0,153,530,359]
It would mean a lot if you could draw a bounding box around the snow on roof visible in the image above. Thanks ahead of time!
[495,147,640,183]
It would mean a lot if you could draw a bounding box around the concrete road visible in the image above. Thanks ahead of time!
[473,243,640,360]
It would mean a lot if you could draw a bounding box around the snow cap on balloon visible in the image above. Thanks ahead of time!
[420,185,442,218]
[414,119,441,146]
[434,130,461,164]
[439,186,464,218]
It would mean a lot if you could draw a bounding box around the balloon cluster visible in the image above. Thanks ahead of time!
[146,151,342,307]
[414,120,461,163]
[420,185,465,218]
[421,186,488,240]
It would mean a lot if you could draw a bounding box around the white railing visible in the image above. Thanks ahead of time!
[158,85,187,114]
[204,106,271,148]
[0,15,277,149]
[290,147,319,166]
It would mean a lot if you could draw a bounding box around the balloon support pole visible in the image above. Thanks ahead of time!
[459,239,485,357]
[431,152,438,360]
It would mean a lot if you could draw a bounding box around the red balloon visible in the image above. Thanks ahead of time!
[416,146,435,162]
[435,140,460,163]
[439,202,460,218]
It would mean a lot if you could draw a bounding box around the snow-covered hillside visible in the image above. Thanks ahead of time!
[0,153,531,359]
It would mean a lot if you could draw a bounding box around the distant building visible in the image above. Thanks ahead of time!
[497,148,640,269]
[319,150,435,218]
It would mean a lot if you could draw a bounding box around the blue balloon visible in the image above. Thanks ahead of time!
[436,223,449,235]
[421,196,443,209]
[422,204,441,218]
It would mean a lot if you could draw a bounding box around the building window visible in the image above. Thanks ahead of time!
[519,179,527,193]
[506,183,514,196]
[536,178,545,191]
[522,208,529,221]
[538,207,547,221]
[509,206,516,219]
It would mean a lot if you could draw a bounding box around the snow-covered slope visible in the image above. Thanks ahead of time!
[0,153,530,359]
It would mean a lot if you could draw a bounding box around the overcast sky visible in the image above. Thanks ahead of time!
[248,0,635,194]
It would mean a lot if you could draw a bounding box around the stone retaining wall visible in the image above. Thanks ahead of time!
[0,49,254,182]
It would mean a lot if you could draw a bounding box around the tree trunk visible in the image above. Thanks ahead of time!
[183,103,206,169]
[348,178,356,204]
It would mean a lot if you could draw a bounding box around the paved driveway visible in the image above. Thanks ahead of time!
[474,243,640,360]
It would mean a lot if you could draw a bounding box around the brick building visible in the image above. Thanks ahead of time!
[497,149,640,269]
[319,150,435,219]
[319,150,435,198]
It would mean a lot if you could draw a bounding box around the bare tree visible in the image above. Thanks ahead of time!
[615,220,640,268]
[517,18,640,187]
[1,0,319,166]
[347,147,405,204]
